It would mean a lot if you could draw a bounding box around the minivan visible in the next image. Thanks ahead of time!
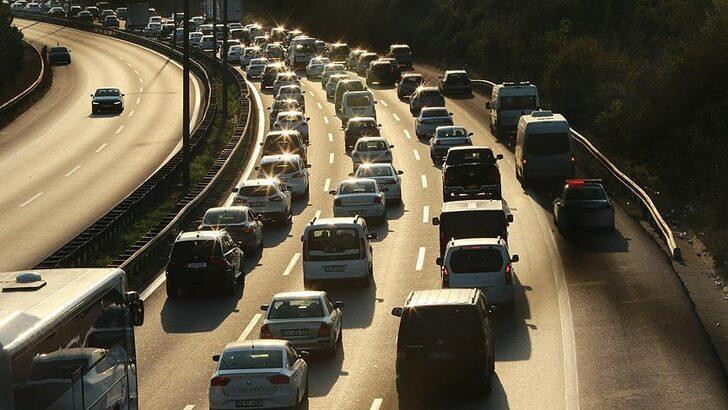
[515,110,575,187]
[432,199,513,256]
[301,216,377,288]
[391,288,495,398]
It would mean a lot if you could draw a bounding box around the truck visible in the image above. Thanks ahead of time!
[204,0,243,23]
[126,2,149,31]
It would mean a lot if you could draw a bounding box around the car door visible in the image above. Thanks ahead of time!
[248,210,262,244]
[285,345,304,395]
[279,183,292,211]
[324,294,342,337]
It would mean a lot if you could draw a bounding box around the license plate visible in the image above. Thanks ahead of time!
[235,400,262,408]
[282,329,308,337]
[186,262,206,268]
[428,352,456,360]
[324,265,346,272]
[248,202,265,207]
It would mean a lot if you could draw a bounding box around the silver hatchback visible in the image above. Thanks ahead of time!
[259,291,344,356]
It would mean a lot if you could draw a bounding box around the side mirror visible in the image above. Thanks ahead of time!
[334,301,344,309]
[449,112,454,116]
[286,186,293,191]
[341,126,345,130]
[90,94,94,97]
[389,144,395,148]
[256,213,263,220]
[231,187,239,193]
[260,304,269,311]
[438,75,443,79]
[397,170,404,175]
[367,231,378,240]
[436,257,443,265]
[121,93,125,97]
[507,214,514,223]
[496,154,504,160]
[306,117,311,121]
[374,101,378,104]
[125,291,144,326]
[468,132,474,136]
[511,254,519,263]
[329,190,337,195]
[391,307,403,317]
[254,166,259,170]
[348,172,355,177]
[212,354,220,362]
[301,90,305,93]
[432,217,440,225]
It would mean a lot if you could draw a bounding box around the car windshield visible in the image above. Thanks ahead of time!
[308,228,360,254]
[268,298,325,319]
[423,109,449,118]
[203,210,245,225]
[277,115,303,124]
[340,180,376,194]
[260,161,299,175]
[449,248,504,273]
[239,185,276,197]
[565,186,607,201]
[219,350,282,370]
[437,128,467,138]
[279,86,301,95]
[526,132,571,155]
[500,95,537,110]
[347,95,371,107]
[357,166,393,177]
[357,140,387,151]
[95,89,120,97]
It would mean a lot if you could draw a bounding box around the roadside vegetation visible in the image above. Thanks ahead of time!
[0,3,30,102]
[252,0,728,272]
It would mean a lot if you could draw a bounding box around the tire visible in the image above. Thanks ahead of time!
[165,281,178,298]
[390,197,402,206]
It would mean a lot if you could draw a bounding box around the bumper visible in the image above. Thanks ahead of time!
[442,85,472,94]
[287,336,335,351]
[92,104,122,112]
[209,389,296,410]
[333,204,386,218]
[556,209,615,230]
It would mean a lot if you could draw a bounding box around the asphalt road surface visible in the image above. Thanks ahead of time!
[134,62,728,409]
[0,19,203,271]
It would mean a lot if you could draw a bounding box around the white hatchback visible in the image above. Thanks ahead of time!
[354,163,403,205]
[257,154,310,198]
[330,178,387,221]
[232,179,292,225]
[437,237,518,309]
[209,340,309,409]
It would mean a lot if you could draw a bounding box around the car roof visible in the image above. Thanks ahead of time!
[259,153,302,163]
[306,216,365,228]
[340,178,376,186]
[204,206,249,215]
[416,86,440,92]
[448,145,491,153]
[402,73,423,79]
[355,136,386,143]
[348,116,376,123]
[345,91,372,97]
[405,288,479,308]
[441,199,506,212]
[276,110,304,118]
[176,230,225,241]
[421,107,448,113]
[224,339,288,351]
[358,163,393,170]
[273,291,325,300]
[449,237,504,247]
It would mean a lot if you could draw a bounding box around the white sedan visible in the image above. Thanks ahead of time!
[271,111,310,142]
[209,340,309,409]
[330,178,387,222]
[354,163,403,205]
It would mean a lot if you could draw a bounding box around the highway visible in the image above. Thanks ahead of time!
[0,19,203,271]
[134,61,728,408]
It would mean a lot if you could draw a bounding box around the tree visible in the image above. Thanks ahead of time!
[0,3,24,85]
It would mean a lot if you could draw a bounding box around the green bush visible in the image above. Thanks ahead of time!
[0,3,24,85]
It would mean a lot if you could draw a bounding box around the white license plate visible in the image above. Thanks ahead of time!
[186,262,206,268]
[236,400,262,408]
[324,265,346,272]
[282,329,308,337]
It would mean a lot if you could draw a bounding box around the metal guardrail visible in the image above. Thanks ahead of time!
[0,40,46,114]
[472,79,680,259]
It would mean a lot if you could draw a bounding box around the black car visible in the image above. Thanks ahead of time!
[268,98,302,127]
[439,70,472,95]
[68,5,82,17]
[76,10,93,24]
[48,46,71,65]
[432,199,513,256]
[165,230,244,298]
[553,179,615,232]
[261,130,308,162]
[47,7,66,18]
[366,61,398,87]
[198,206,264,255]
[442,162,501,202]
[397,73,423,100]
[343,117,381,151]
[356,52,378,76]
[91,87,124,114]
[392,288,495,401]
[443,146,502,171]
[85,6,100,19]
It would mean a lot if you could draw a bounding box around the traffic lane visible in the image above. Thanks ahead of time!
[409,64,728,404]
[0,20,202,271]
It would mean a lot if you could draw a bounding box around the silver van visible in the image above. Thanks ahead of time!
[515,110,575,187]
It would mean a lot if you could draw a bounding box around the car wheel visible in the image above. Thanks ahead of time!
[165,281,178,298]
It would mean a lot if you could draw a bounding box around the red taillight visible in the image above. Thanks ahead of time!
[210,257,228,267]
[210,376,230,387]
[318,323,331,337]
[504,263,513,285]
[267,374,290,384]
[260,324,272,338]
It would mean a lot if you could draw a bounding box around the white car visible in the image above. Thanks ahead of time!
[275,84,305,108]
[240,46,262,66]
[321,63,347,89]
[10,2,27,12]
[437,237,518,309]
[271,111,310,142]
[188,31,203,47]
[148,15,162,24]
[232,179,292,225]
[306,57,331,79]
[415,107,454,139]
[330,178,387,221]
[259,291,344,355]
[24,2,41,13]
[340,90,376,124]
[257,154,310,198]
[226,44,244,64]
[354,163,403,205]
[209,340,309,410]
[351,136,394,169]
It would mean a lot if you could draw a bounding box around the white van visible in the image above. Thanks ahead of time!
[437,237,518,309]
[301,216,377,287]
[486,81,539,138]
[341,91,376,124]
[515,110,575,186]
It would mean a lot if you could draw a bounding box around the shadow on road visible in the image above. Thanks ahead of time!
[398,372,509,409]
[159,284,243,333]
[306,343,346,398]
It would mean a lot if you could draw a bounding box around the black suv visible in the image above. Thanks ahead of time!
[442,162,501,202]
[392,288,495,399]
[165,230,243,298]
[342,117,381,151]
[366,61,398,87]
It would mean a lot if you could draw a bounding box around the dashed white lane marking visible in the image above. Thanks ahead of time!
[133,68,138,74]
[136,97,141,104]
[415,247,426,271]
[403,129,411,140]
[413,149,420,160]
[422,205,429,224]
[316,102,323,110]
[421,174,428,188]
[182,406,195,410]
[379,100,388,107]
[19,192,44,208]
[370,398,383,410]
[128,110,135,117]
[329,153,334,164]
[323,178,331,192]
[309,91,315,97]
[139,87,143,93]
[323,116,329,124]
[118,55,125,61]
[126,61,132,67]
[328,132,333,142]
[95,143,108,153]
[392,113,400,122]
[314,209,321,220]
[64,165,82,177]
[283,253,301,276]
[138,77,144,84]
[115,125,125,134]
[238,314,262,341]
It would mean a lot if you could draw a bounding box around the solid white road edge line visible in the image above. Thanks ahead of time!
[283,253,301,276]
[422,205,429,224]
[19,192,44,208]
[421,174,428,188]
[64,165,82,177]
[238,314,262,341]
[370,398,383,410]
[415,247,426,271]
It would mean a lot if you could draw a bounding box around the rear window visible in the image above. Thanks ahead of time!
[401,306,482,346]
[403,77,422,84]
[346,95,371,107]
[260,161,299,175]
[423,109,449,118]
[449,248,503,273]
[526,132,571,155]
[441,211,506,239]
[340,180,376,194]
[219,350,282,370]
[357,166,393,177]
[171,239,221,259]
[420,89,441,98]
[446,149,495,165]
[204,210,245,225]
[436,128,467,138]
[348,120,376,129]
[308,228,360,254]
[239,185,276,197]
[565,186,607,201]
[50,47,68,53]
[357,140,387,151]
[268,298,325,319]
